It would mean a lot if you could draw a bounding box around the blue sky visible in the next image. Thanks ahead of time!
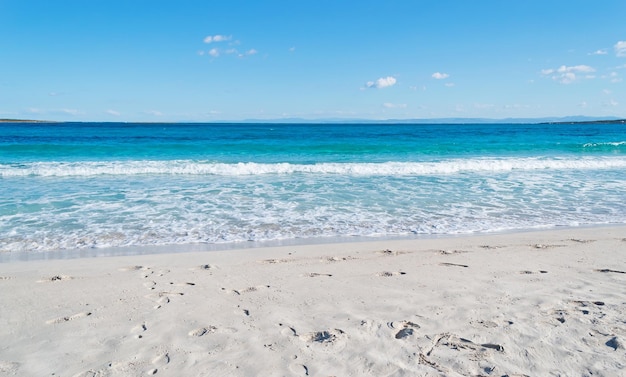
[1,0,625,122]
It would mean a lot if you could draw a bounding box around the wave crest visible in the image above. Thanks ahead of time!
[2,157,626,177]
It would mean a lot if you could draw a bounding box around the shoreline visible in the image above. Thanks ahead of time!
[1,225,625,375]
[2,223,624,263]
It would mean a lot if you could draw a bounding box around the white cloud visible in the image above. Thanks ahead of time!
[432,72,449,79]
[615,41,626,57]
[541,65,596,84]
[204,34,232,43]
[366,76,397,89]
[24,107,81,116]
[589,49,608,55]
[106,109,120,116]
[605,72,622,83]
[444,82,455,87]
[203,46,257,59]
[604,99,619,107]
[579,101,588,108]
[600,72,622,83]
[289,47,296,52]
[560,72,577,84]
[61,109,80,115]
[503,104,529,110]
[383,103,407,108]
[558,65,595,73]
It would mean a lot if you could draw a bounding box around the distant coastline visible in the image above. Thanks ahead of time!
[0,119,54,123]
[539,119,626,125]
[1,117,624,125]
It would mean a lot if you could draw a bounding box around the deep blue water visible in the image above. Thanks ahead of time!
[1,122,625,253]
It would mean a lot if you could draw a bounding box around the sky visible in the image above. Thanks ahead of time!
[1,0,625,122]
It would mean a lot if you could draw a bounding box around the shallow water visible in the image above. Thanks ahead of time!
[1,122,625,253]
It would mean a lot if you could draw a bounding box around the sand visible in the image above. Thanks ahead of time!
[0,227,625,376]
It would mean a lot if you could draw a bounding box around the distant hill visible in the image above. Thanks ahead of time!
[1,116,624,124]
[0,119,51,123]
[238,116,624,124]
[539,119,626,125]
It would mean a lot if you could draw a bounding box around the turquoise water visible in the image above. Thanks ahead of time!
[1,122,625,253]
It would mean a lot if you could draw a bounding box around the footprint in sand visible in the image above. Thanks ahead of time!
[221,285,271,295]
[46,311,92,325]
[543,300,607,322]
[426,333,504,355]
[0,276,13,281]
[395,328,414,339]
[376,271,407,277]
[143,281,157,290]
[479,245,505,250]
[470,320,499,328]
[37,275,73,283]
[152,353,170,365]
[131,323,148,339]
[321,256,355,263]
[169,282,196,287]
[279,324,299,337]
[567,238,596,243]
[531,243,566,249]
[376,249,408,256]
[193,264,219,271]
[435,249,470,255]
[188,326,218,337]
[302,272,333,278]
[288,363,310,376]
[569,300,606,316]
[260,258,295,264]
[387,321,420,339]
[148,352,170,375]
[157,291,184,297]
[299,329,346,344]
[553,310,567,324]
[119,265,151,272]
[145,291,184,309]
[594,268,626,274]
[439,262,469,268]
[119,265,157,279]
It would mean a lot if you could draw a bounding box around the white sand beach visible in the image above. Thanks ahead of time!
[0,227,625,376]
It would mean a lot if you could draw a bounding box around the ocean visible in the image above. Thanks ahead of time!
[1,122,625,254]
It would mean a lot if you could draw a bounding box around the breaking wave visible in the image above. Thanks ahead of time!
[2,157,626,177]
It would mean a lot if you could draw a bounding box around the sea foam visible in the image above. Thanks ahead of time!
[2,157,626,177]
